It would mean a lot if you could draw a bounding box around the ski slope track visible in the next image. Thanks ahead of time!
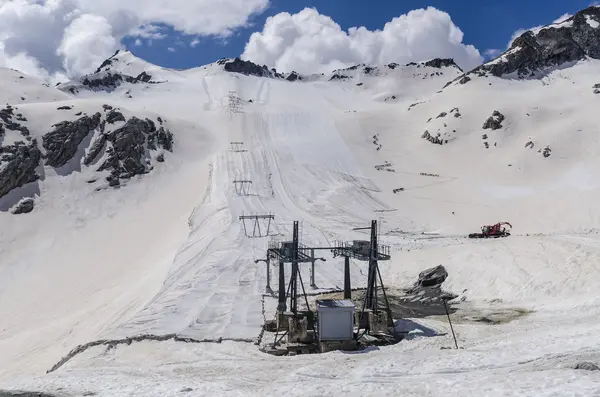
[4,39,600,395]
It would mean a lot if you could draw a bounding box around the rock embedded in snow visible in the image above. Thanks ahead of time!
[0,140,41,198]
[96,117,174,182]
[43,113,102,168]
[422,130,445,145]
[483,110,505,130]
[0,105,30,136]
[11,197,35,214]
[219,57,283,79]
[106,109,126,124]
[424,58,462,70]
[542,146,552,158]
[575,362,600,371]
[414,265,449,288]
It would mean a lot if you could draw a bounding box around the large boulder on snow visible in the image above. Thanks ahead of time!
[11,197,35,214]
[414,265,449,288]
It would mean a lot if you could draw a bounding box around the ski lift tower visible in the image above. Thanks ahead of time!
[333,220,394,334]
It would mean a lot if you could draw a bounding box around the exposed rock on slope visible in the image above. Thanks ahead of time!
[11,197,35,214]
[455,6,600,82]
[0,103,174,205]
[218,58,284,79]
[43,113,102,167]
[0,140,41,198]
[96,116,173,183]
[483,111,505,130]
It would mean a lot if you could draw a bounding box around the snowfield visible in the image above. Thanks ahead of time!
[3,50,600,396]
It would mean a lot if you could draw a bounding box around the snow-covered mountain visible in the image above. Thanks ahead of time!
[3,6,600,396]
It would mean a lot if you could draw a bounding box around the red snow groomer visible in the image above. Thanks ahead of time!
[469,222,512,239]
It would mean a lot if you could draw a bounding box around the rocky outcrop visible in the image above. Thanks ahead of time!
[575,362,600,371]
[106,109,125,124]
[471,7,600,78]
[424,58,462,71]
[219,58,284,78]
[42,113,102,167]
[0,105,30,136]
[95,117,174,184]
[11,197,35,214]
[421,130,445,145]
[413,265,448,289]
[1,103,174,205]
[483,110,505,130]
[0,140,41,198]
[286,72,302,82]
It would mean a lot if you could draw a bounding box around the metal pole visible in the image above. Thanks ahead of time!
[310,249,316,288]
[277,260,286,312]
[443,299,459,349]
[344,256,351,299]
[266,259,271,292]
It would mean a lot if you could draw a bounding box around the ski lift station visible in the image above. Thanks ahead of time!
[256,219,401,356]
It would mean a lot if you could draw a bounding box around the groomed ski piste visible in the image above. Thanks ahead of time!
[2,50,600,396]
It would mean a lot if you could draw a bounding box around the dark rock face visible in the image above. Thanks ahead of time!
[136,71,152,83]
[414,265,448,288]
[11,197,34,214]
[79,71,157,92]
[82,73,128,90]
[286,72,302,82]
[542,146,552,158]
[330,73,350,81]
[483,110,505,130]
[96,117,174,183]
[106,109,125,124]
[0,105,30,136]
[425,58,462,71]
[1,102,174,205]
[472,7,600,78]
[0,140,41,198]
[220,58,283,78]
[575,362,600,371]
[422,131,445,145]
[83,133,108,166]
[94,49,120,73]
[43,113,102,167]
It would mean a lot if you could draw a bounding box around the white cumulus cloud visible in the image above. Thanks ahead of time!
[0,0,269,80]
[241,7,483,74]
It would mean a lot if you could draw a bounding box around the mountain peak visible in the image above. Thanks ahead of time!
[469,6,600,79]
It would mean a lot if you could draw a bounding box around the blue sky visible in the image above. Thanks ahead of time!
[123,0,596,71]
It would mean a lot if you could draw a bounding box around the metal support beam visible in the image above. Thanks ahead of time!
[344,256,351,299]
[239,214,274,238]
[277,260,286,312]
[289,221,300,314]
[233,180,252,195]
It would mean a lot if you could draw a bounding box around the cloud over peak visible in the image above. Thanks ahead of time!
[242,7,483,74]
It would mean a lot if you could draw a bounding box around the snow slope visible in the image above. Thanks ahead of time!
[0,68,70,103]
[3,47,600,396]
